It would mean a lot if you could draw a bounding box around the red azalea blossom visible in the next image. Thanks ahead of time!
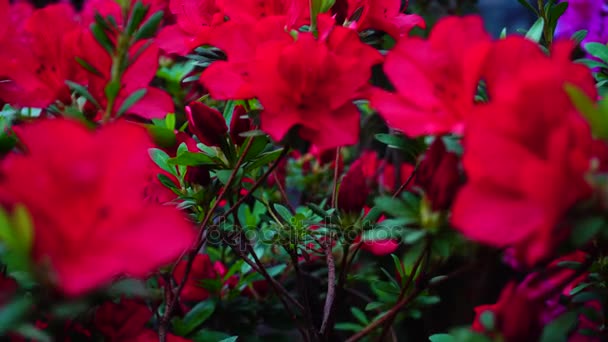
[230,105,253,146]
[0,3,81,108]
[250,29,381,149]
[156,0,224,55]
[0,119,195,295]
[173,254,227,302]
[218,0,309,27]
[472,252,600,342]
[338,156,369,214]
[355,207,399,256]
[451,37,596,266]
[77,32,175,120]
[371,15,490,137]
[94,299,153,340]
[200,16,292,100]
[343,0,425,38]
[416,138,461,211]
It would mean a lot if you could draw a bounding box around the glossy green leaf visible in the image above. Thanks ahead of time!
[116,88,147,117]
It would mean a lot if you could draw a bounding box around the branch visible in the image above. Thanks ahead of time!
[392,163,418,199]
[221,147,290,220]
[158,137,254,341]
[345,244,429,342]
[320,240,336,334]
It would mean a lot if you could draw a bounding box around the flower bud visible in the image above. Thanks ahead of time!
[186,102,228,147]
[337,157,369,214]
[417,138,460,211]
[185,166,211,187]
[229,105,252,146]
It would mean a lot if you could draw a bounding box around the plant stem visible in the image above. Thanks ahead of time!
[320,239,336,335]
[346,244,429,342]
[158,138,254,341]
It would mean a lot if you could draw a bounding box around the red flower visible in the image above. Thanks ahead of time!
[338,157,370,214]
[355,207,399,256]
[186,102,228,147]
[250,29,381,149]
[451,37,596,267]
[343,0,425,38]
[77,32,174,119]
[472,252,594,342]
[371,15,490,137]
[94,299,153,340]
[0,119,195,295]
[200,16,292,100]
[229,105,252,146]
[173,254,226,302]
[156,0,224,55]
[0,4,82,108]
[416,138,460,211]
[218,0,310,27]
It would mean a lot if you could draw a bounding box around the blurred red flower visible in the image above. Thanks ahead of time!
[0,119,195,295]
[371,15,490,137]
[451,37,596,266]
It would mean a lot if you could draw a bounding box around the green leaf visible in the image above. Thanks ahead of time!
[218,337,238,342]
[169,152,215,166]
[540,311,578,342]
[273,203,293,222]
[149,148,176,176]
[215,169,242,186]
[13,324,51,342]
[374,134,425,161]
[571,291,603,304]
[499,27,507,39]
[134,11,164,41]
[572,217,605,246]
[365,302,385,311]
[373,197,408,218]
[402,229,426,244]
[525,17,545,43]
[116,89,147,117]
[547,2,568,35]
[126,1,149,36]
[565,84,608,138]
[265,264,287,277]
[147,125,177,149]
[311,0,335,14]
[65,81,101,108]
[351,307,369,325]
[165,113,176,130]
[158,173,178,189]
[75,57,104,78]
[556,260,584,270]
[12,205,33,253]
[245,149,284,171]
[104,80,121,104]
[190,329,231,342]
[479,310,495,330]
[90,22,114,54]
[175,300,216,335]
[572,30,588,45]
[516,0,538,14]
[429,334,455,342]
[0,296,33,334]
[585,42,608,64]
[334,322,364,332]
